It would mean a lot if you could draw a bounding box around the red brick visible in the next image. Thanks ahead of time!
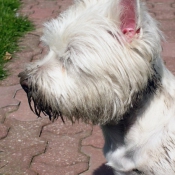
[154,3,174,11]
[0,124,8,139]
[162,42,175,57]
[36,1,58,9]
[82,125,104,149]
[30,8,53,19]
[20,9,34,16]
[147,0,174,2]
[57,0,74,12]
[164,31,175,42]
[0,109,6,122]
[18,33,40,53]
[42,119,92,136]
[146,3,154,9]
[155,10,175,20]
[31,162,88,175]
[0,118,48,175]
[80,146,106,175]
[33,133,88,166]
[159,20,175,31]
[164,57,175,74]
[0,85,21,108]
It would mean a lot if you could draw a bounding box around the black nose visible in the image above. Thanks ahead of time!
[20,79,29,93]
[18,72,30,93]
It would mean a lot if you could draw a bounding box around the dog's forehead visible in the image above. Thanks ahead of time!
[41,0,142,52]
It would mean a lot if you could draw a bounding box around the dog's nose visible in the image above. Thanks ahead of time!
[18,72,29,93]
[20,79,29,93]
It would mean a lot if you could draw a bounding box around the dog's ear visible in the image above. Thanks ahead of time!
[120,0,140,41]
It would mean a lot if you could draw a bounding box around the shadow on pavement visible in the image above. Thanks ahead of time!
[93,163,115,175]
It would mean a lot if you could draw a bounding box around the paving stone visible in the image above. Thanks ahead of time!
[0,85,21,108]
[153,3,174,11]
[160,20,175,31]
[21,2,39,10]
[30,8,53,20]
[2,118,49,151]
[32,46,49,61]
[147,0,174,2]
[8,52,33,68]
[35,1,58,9]
[33,131,89,167]
[171,3,175,8]
[3,106,19,117]
[0,148,39,175]
[164,31,175,42]
[52,10,62,18]
[18,33,40,53]
[18,1,38,20]
[30,119,91,175]
[31,130,90,174]
[154,10,175,20]
[0,123,9,139]
[31,162,88,175]
[0,109,6,123]
[162,42,175,57]
[82,126,104,149]
[21,0,37,6]
[164,57,175,74]
[58,0,74,12]
[20,8,35,16]
[80,146,107,175]
[146,3,154,9]
[0,71,20,87]
[31,19,46,29]
[0,118,48,175]
[31,27,44,36]
[0,72,20,87]
[41,46,49,56]
[42,119,92,136]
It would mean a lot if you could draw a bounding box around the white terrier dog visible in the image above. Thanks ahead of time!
[19,0,175,174]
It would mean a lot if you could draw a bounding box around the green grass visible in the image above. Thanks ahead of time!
[0,0,34,80]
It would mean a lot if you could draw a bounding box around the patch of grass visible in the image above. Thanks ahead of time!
[0,0,34,80]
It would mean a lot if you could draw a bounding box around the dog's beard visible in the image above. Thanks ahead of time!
[19,70,64,122]
[19,67,161,125]
[27,90,64,122]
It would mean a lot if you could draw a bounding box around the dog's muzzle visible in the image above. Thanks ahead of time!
[18,72,29,91]
[18,71,64,122]
[20,78,29,94]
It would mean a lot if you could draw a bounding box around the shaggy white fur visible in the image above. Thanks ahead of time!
[19,0,175,174]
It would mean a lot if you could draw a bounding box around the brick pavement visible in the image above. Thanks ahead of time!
[0,0,175,174]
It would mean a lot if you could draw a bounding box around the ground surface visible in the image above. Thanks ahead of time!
[0,0,175,174]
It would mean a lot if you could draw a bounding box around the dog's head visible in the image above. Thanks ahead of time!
[19,0,163,124]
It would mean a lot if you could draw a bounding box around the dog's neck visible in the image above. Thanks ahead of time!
[101,65,162,151]
[108,65,161,123]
